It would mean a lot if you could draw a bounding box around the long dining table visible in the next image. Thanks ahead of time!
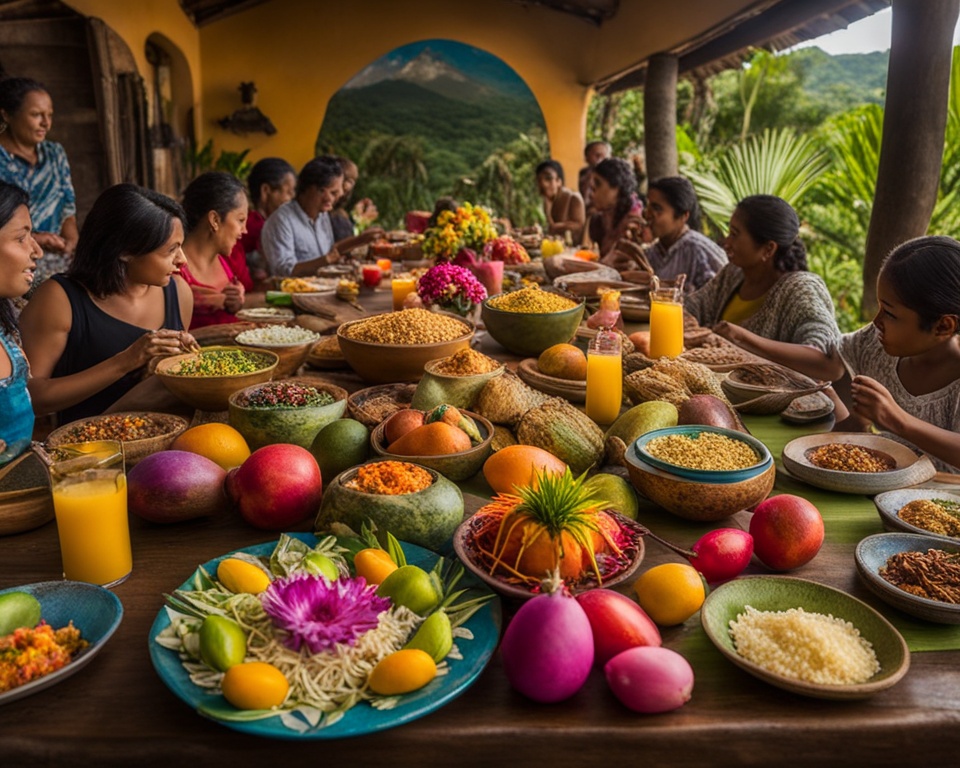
[3,284,960,767]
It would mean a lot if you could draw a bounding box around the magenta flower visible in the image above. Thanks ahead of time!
[416,262,487,315]
[261,572,390,654]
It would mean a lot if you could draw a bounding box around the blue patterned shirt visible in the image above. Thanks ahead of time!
[0,140,76,234]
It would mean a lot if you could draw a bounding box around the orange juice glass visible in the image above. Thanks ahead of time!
[391,276,417,311]
[376,258,393,277]
[51,440,131,587]
[649,288,684,359]
[585,328,622,425]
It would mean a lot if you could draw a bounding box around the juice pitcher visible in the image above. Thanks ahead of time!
[648,274,686,359]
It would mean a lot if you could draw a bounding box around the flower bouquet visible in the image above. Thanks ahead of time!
[421,203,498,261]
[416,262,488,317]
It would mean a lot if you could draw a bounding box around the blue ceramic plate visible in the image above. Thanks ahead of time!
[148,533,501,739]
[855,532,960,624]
[634,425,772,483]
[0,581,123,705]
[701,576,909,700]
[872,489,960,545]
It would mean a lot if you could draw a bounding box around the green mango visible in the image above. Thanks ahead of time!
[404,610,454,662]
[198,615,247,672]
[0,592,42,635]
[377,565,441,616]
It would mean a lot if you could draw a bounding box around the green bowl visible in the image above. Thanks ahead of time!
[228,377,347,450]
[481,294,584,357]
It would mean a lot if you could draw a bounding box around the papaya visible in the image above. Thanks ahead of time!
[537,343,587,381]
[388,421,472,456]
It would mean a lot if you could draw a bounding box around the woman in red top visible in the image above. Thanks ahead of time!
[226,157,295,290]
[180,171,248,329]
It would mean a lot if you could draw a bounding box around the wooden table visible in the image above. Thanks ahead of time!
[4,289,960,767]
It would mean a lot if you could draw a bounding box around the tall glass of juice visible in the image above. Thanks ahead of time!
[585,327,622,425]
[391,275,417,311]
[648,283,684,360]
[50,440,131,588]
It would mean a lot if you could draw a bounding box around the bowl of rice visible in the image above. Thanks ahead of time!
[336,309,474,384]
[234,325,322,378]
[634,425,772,484]
[228,377,347,450]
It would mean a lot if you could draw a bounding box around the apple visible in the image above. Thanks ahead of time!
[688,528,754,583]
[749,494,824,571]
[575,589,661,667]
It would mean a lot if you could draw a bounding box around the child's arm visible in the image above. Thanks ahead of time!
[851,375,960,469]
[711,322,846,381]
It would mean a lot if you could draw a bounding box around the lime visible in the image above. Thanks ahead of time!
[198,615,247,672]
[0,591,42,635]
[584,472,639,520]
[404,610,453,662]
[310,419,370,482]
[376,565,441,616]
[303,552,340,581]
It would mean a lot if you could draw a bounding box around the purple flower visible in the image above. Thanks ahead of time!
[416,262,488,309]
[261,572,390,654]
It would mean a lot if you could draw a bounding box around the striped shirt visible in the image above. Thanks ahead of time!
[0,140,76,234]
[260,200,334,277]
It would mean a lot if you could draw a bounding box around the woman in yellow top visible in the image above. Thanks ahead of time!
[683,195,839,377]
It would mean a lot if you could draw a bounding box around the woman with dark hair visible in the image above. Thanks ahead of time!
[685,194,839,374]
[180,171,248,329]
[825,235,960,472]
[261,155,383,277]
[644,176,726,291]
[19,183,197,423]
[330,156,379,242]
[0,77,77,287]
[536,159,585,244]
[228,157,296,287]
[587,158,644,264]
[0,180,41,466]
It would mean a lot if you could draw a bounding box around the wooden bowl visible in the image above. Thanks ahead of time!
[228,377,348,450]
[154,346,278,412]
[620,438,775,521]
[336,314,474,384]
[781,433,937,494]
[701,576,910,699]
[370,411,494,483]
[856,533,960,624]
[481,294,585,357]
[0,451,53,536]
[46,412,189,466]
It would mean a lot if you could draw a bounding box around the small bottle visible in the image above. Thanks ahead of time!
[585,327,622,425]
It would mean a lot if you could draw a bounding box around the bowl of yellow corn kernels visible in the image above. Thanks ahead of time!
[154,345,278,412]
[481,287,584,357]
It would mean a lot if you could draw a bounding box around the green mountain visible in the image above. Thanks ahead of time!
[791,47,889,106]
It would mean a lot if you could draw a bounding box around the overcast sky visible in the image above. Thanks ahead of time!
[791,7,960,55]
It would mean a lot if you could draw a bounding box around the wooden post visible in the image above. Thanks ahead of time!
[644,53,679,182]
[862,0,960,317]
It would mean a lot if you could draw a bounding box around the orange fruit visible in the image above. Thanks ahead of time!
[171,423,251,470]
[354,548,398,585]
[633,563,706,626]
[368,649,437,695]
[482,445,567,495]
[221,662,289,710]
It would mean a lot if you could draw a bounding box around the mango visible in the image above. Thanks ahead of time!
[583,473,639,520]
[377,565,441,616]
[198,615,247,672]
[0,591,42,635]
[605,401,679,447]
[404,610,453,662]
[217,558,272,594]
[538,343,587,381]
[387,421,471,456]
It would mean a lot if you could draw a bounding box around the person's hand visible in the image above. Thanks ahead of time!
[322,247,342,267]
[222,282,245,314]
[850,375,906,432]
[61,236,78,257]
[33,232,68,253]
[353,199,379,227]
[361,226,386,243]
[128,329,199,370]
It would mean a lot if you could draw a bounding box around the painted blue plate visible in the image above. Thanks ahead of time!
[0,581,124,705]
[634,425,772,483]
[148,533,501,739]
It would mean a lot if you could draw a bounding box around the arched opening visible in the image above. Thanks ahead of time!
[317,39,548,229]
[145,32,194,196]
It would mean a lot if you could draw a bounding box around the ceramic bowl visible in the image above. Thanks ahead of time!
[46,411,189,465]
[154,346,278,412]
[633,425,772,483]
[481,293,585,357]
[700,576,909,700]
[234,307,295,325]
[621,439,775,521]
[228,377,347,450]
[453,510,645,600]
[781,433,937,494]
[336,314,474,384]
[855,532,960,624]
[873,488,960,544]
[316,462,464,552]
[370,411,494,483]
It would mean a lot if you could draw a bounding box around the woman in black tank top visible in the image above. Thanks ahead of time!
[19,184,199,422]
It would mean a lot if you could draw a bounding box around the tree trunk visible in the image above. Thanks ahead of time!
[862,0,959,317]
[644,54,679,182]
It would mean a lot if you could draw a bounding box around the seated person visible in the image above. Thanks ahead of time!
[179,171,248,330]
[826,236,960,473]
[0,181,41,466]
[19,184,197,424]
[586,158,644,267]
[227,157,295,289]
[684,194,840,377]
[331,156,378,242]
[644,176,726,292]
[261,156,382,277]
[578,140,610,216]
[536,159,585,245]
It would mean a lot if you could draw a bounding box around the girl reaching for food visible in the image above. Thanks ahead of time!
[828,235,960,473]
